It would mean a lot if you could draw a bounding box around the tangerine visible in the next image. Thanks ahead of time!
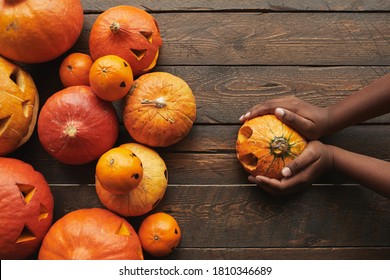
[59,52,93,87]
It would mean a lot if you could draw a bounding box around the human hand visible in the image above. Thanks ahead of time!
[239,96,330,140]
[248,141,334,195]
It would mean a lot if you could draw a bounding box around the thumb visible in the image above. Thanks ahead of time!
[275,108,313,138]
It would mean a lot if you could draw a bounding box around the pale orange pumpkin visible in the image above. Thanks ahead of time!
[123,72,196,147]
[0,157,54,260]
[96,143,168,217]
[0,0,84,63]
[236,115,307,179]
[38,208,144,260]
[0,56,39,156]
[89,5,162,77]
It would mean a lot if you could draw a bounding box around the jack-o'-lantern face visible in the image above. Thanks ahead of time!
[0,157,53,259]
[0,56,39,156]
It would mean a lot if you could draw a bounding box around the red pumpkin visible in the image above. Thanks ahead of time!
[37,86,119,165]
[0,0,84,63]
[0,157,54,259]
[38,208,144,260]
[96,143,168,217]
[0,56,39,156]
[236,115,307,179]
[123,72,196,147]
[89,5,162,77]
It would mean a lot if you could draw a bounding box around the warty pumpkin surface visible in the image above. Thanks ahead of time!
[123,72,196,147]
[96,143,168,217]
[89,5,162,77]
[0,0,84,63]
[236,115,307,179]
[0,56,39,156]
[38,208,144,260]
[0,157,53,260]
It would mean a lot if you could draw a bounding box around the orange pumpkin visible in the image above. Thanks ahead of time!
[138,212,181,257]
[96,146,144,194]
[96,143,168,217]
[59,53,93,87]
[236,115,307,179]
[38,208,144,260]
[89,5,162,77]
[0,56,39,156]
[0,0,84,63]
[123,72,196,147]
[89,55,133,101]
[0,157,54,260]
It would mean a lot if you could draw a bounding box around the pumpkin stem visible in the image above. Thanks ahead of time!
[141,97,167,108]
[270,137,289,156]
[64,123,77,137]
[110,21,121,33]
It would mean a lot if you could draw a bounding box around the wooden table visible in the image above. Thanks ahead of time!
[14,0,390,259]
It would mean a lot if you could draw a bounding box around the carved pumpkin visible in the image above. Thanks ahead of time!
[123,72,196,147]
[0,56,39,156]
[236,115,307,179]
[38,208,144,260]
[0,157,53,259]
[37,86,119,165]
[96,143,168,217]
[89,5,162,77]
[0,0,84,63]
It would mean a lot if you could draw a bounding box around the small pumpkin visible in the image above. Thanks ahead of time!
[96,143,168,217]
[0,157,54,260]
[37,86,119,165]
[89,5,162,77]
[123,72,196,147]
[138,212,182,257]
[0,0,84,63]
[38,208,144,260]
[0,56,39,156]
[89,54,133,101]
[236,114,307,179]
[96,146,144,195]
[59,52,93,87]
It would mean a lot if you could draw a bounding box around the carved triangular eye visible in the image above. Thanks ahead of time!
[39,203,49,220]
[0,115,11,136]
[116,221,132,236]
[140,31,153,43]
[16,225,36,244]
[130,49,147,61]
[17,183,36,204]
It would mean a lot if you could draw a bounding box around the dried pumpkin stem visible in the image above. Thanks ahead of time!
[141,97,167,108]
[110,21,121,33]
[270,137,289,156]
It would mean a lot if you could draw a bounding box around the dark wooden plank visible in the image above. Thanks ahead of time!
[81,0,390,12]
[50,184,390,248]
[76,13,390,66]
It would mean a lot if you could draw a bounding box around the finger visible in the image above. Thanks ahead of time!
[282,145,319,177]
[239,105,274,122]
[275,108,315,138]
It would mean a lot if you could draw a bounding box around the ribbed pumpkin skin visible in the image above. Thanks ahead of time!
[123,72,196,147]
[0,0,84,63]
[96,143,168,217]
[89,5,162,77]
[236,115,307,179]
[0,56,39,156]
[0,157,53,260]
[38,208,144,260]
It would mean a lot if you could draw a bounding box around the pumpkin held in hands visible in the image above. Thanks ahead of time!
[96,143,168,217]
[0,158,54,260]
[0,0,84,63]
[38,208,144,260]
[37,86,119,165]
[123,72,196,147]
[236,115,307,179]
[0,56,39,156]
[89,5,162,77]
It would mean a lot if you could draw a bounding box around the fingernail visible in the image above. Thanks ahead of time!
[281,167,291,177]
[275,108,284,118]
